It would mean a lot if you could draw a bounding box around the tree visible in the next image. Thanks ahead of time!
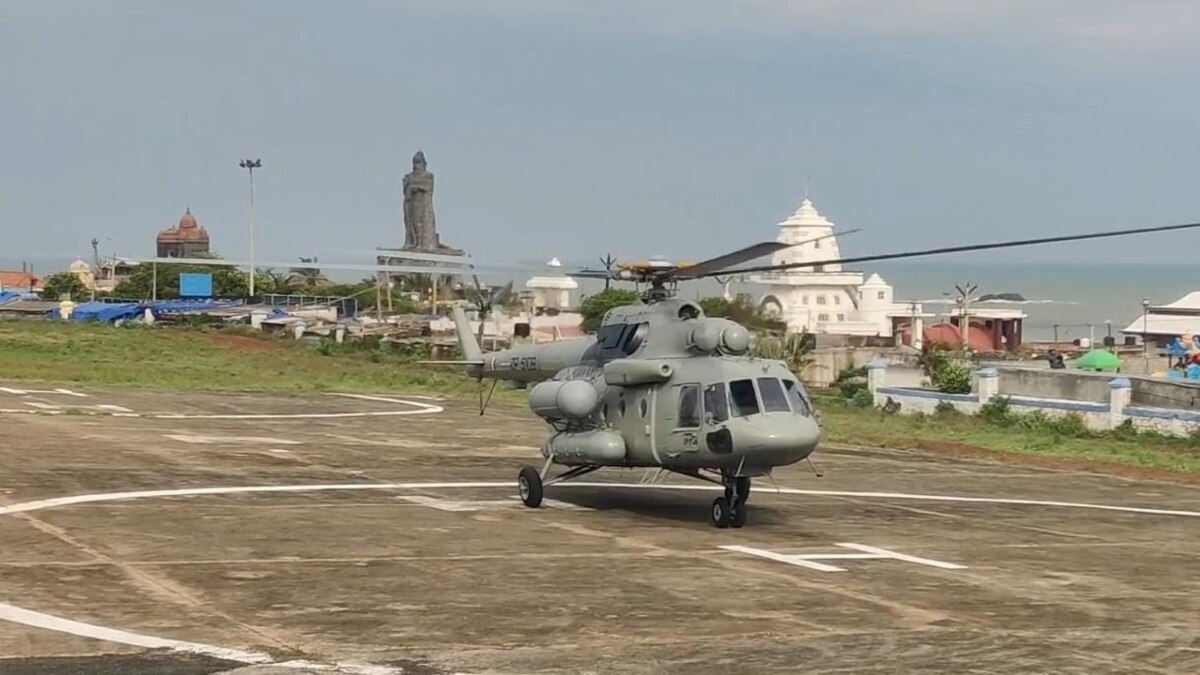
[286,257,331,289]
[39,272,88,301]
[579,288,640,332]
[112,263,248,300]
[699,293,787,333]
[752,331,815,375]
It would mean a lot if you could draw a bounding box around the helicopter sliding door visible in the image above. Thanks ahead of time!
[664,383,704,457]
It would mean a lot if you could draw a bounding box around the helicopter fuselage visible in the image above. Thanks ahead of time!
[451,299,819,478]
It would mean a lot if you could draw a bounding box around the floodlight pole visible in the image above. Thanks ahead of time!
[239,159,262,298]
[1142,298,1150,359]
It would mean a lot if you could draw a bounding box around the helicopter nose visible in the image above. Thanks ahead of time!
[734,416,819,469]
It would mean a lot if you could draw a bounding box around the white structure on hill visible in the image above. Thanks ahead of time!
[751,197,926,339]
[525,257,578,311]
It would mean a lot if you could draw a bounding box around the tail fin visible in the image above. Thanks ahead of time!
[450,304,484,361]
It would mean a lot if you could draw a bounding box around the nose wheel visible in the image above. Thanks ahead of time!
[711,475,750,528]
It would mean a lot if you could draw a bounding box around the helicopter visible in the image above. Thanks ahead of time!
[436,219,1200,528]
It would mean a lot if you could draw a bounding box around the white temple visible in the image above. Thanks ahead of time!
[525,257,578,311]
[752,198,926,340]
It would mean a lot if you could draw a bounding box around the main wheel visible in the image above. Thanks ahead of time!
[730,504,747,528]
[518,466,543,508]
[711,497,731,529]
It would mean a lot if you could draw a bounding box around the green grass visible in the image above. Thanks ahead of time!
[0,319,493,397]
[815,395,1200,476]
[5,320,1200,478]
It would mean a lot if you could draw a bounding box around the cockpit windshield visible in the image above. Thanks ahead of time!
[729,379,759,417]
[757,377,791,413]
[783,380,812,416]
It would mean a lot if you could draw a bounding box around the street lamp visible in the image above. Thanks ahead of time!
[1142,298,1150,358]
[239,158,262,297]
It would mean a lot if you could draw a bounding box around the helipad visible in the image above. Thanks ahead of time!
[2,384,1199,674]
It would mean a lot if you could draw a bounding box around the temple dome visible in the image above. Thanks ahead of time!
[780,198,834,228]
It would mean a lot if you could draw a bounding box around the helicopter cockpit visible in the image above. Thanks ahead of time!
[701,376,812,424]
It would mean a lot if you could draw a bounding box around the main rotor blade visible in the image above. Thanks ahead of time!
[673,241,791,280]
[709,220,1200,277]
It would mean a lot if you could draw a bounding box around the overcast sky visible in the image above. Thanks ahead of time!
[3,1,1199,270]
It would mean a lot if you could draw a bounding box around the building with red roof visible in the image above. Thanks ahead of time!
[156,208,211,258]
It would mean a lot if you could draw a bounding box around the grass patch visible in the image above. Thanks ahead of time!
[814,395,1200,476]
[0,319,497,397]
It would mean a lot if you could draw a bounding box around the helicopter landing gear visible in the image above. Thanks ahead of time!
[711,474,750,529]
[518,466,543,508]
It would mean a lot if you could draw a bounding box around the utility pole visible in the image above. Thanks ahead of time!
[239,158,262,298]
[90,238,99,301]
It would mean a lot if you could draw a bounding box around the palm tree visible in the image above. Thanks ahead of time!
[286,257,330,290]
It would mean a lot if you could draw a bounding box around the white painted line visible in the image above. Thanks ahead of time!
[0,387,88,397]
[720,545,845,572]
[722,543,965,572]
[152,394,442,420]
[397,495,586,512]
[837,543,968,570]
[163,434,302,445]
[0,601,273,664]
[94,404,135,413]
[557,482,1200,519]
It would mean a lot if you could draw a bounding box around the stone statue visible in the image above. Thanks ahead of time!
[402,151,461,253]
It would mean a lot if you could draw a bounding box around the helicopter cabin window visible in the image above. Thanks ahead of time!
[729,379,760,417]
[703,383,729,423]
[677,384,700,428]
[757,378,791,413]
[783,380,812,416]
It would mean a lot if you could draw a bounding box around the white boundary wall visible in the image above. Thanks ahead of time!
[866,360,1200,438]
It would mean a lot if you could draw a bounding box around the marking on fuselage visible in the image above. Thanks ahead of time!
[721,543,967,572]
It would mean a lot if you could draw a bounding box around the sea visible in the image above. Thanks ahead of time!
[5,255,1195,342]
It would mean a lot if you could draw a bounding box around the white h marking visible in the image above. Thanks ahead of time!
[0,387,88,397]
[722,543,967,572]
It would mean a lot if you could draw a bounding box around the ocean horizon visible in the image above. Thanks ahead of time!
[4,255,1193,342]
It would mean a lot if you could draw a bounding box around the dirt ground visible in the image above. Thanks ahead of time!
[1,383,1199,674]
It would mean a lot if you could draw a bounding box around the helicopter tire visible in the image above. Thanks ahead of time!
[711,497,732,528]
[729,504,747,528]
[518,466,543,508]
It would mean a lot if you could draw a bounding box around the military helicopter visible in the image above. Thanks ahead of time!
[438,220,1200,527]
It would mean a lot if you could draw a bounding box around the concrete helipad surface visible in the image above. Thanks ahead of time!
[2,384,1200,674]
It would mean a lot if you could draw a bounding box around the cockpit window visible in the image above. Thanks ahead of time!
[757,377,791,413]
[783,380,812,416]
[622,322,649,354]
[597,323,628,350]
[729,379,759,417]
[703,383,729,423]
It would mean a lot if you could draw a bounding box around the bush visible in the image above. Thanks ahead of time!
[851,388,875,409]
[835,366,868,400]
[978,396,1012,425]
[1048,413,1089,438]
[934,400,962,417]
[937,361,972,394]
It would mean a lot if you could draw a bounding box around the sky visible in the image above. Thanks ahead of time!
[3,0,1200,274]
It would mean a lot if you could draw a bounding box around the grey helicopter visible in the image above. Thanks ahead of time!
[436,220,1200,528]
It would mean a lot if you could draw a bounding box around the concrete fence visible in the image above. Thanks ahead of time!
[867,360,1200,438]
